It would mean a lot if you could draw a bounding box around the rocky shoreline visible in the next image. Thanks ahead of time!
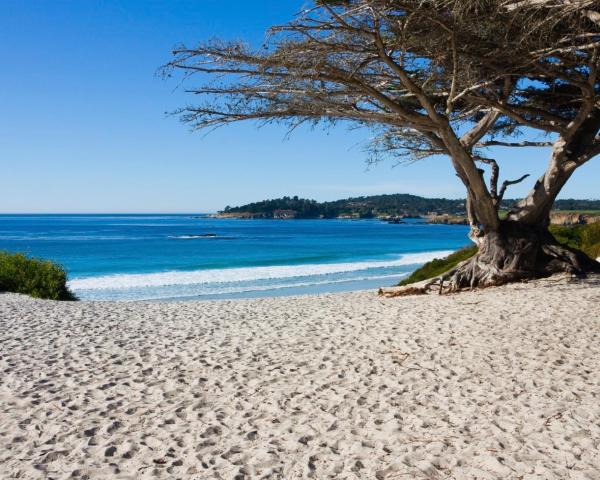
[210,210,600,226]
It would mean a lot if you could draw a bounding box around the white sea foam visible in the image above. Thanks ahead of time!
[75,273,410,301]
[169,234,223,239]
[69,250,453,291]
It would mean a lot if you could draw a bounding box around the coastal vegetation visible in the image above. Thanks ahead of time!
[220,195,600,221]
[167,0,600,291]
[221,194,472,218]
[399,224,600,287]
[0,251,76,301]
[550,223,600,260]
[398,246,479,286]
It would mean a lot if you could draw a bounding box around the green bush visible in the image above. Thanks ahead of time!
[398,246,478,286]
[399,223,600,287]
[549,223,600,259]
[0,251,77,300]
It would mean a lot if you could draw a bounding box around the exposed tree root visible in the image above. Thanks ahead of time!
[380,221,600,297]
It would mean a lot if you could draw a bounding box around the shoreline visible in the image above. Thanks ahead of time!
[68,273,412,303]
[66,250,456,302]
[2,275,600,478]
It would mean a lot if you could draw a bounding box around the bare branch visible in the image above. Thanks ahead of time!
[464,95,568,133]
[461,110,501,149]
[476,156,500,200]
[475,141,554,148]
[499,174,531,201]
[446,31,459,115]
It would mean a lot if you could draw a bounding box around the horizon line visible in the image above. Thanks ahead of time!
[0,212,218,215]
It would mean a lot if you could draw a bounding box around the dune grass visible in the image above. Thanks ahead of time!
[399,223,600,286]
[0,251,76,300]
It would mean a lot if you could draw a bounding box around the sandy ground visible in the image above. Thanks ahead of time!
[1,276,599,480]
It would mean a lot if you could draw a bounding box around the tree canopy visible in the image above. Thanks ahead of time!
[165,0,600,290]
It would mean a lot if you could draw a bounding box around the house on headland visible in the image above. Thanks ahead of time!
[273,209,297,219]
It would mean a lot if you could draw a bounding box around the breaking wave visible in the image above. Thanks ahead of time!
[69,250,452,291]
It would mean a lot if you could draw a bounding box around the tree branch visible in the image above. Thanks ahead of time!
[465,95,568,134]
[475,156,500,200]
[460,110,501,149]
[446,31,458,115]
[498,174,531,201]
[371,21,443,125]
[475,141,554,148]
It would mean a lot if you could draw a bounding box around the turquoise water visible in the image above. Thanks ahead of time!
[0,215,470,300]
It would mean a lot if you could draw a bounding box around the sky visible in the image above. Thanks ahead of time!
[1,0,598,213]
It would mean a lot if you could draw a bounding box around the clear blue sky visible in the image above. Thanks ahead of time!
[1,0,598,213]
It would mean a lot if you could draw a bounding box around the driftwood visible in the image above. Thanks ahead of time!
[379,281,433,297]
[379,262,465,297]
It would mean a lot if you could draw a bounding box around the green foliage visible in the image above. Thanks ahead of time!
[223,194,470,218]
[549,223,600,259]
[552,199,600,211]
[0,251,77,301]
[224,196,323,218]
[398,223,600,287]
[323,194,468,218]
[223,195,600,220]
[398,246,478,286]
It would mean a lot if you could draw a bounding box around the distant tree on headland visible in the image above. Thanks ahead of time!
[221,194,600,219]
[222,193,470,218]
[166,1,600,291]
[225,196,322,218]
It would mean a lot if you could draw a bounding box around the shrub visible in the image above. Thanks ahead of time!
[548,224,583,250]
[398,246,478,286]
[549,223,600,259]
[0,251,77,300]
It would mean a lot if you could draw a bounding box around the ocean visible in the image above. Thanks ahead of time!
[0,215,470,301]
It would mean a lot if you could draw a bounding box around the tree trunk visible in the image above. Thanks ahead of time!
[507,139,575,225]
[509,113,600,225]
[445,220,600,291]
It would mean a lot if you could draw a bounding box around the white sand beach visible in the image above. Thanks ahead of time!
[1,276,599,479]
